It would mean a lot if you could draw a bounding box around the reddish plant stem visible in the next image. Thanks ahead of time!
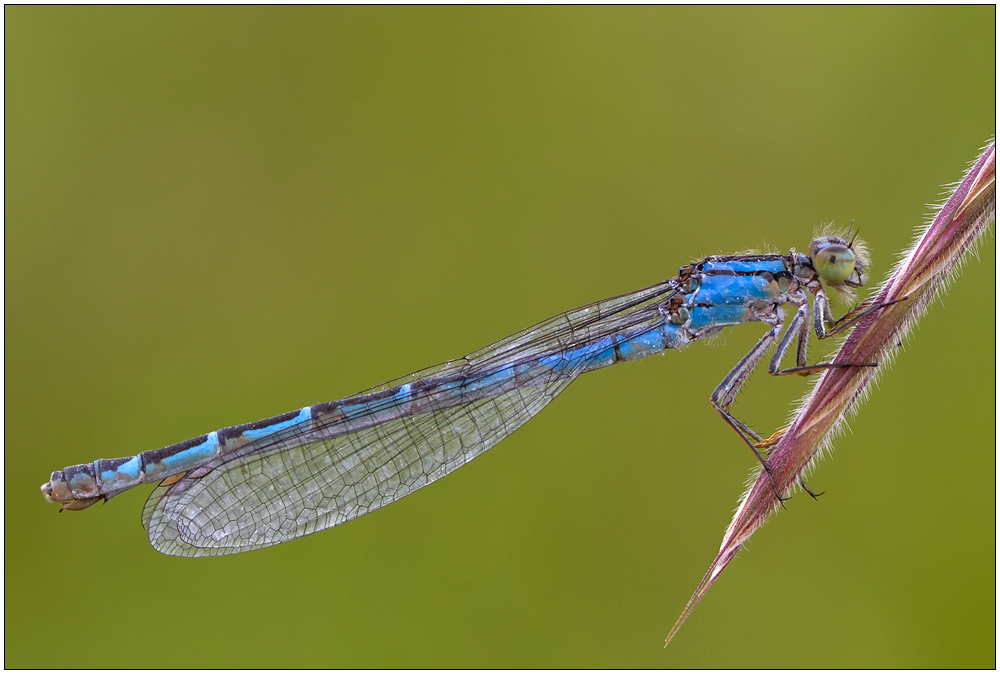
[666,141,996,647]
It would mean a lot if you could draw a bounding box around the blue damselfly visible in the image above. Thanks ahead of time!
[43,232,897,557]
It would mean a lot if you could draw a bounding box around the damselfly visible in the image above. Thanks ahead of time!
[42,232,895,557]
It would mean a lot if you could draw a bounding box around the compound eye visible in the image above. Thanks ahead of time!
[813,244,856,284]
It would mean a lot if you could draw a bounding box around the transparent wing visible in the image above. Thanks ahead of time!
[142,278,677,557]
[144,371,574,556]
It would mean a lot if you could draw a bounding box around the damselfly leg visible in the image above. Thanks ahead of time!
[714,293,905,501]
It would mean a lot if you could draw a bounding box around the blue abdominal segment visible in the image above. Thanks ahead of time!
[142,432,221,482]
[239,407,312,442]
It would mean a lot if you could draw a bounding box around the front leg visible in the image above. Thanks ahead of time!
[768,299,878,377]
[813,287,907,339]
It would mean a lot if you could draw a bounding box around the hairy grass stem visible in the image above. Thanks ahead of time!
[666,140,996,647]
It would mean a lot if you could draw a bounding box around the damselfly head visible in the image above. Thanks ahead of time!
[809,235,867,290]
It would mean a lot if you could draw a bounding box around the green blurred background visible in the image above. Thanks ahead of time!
[5,6,995,668]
